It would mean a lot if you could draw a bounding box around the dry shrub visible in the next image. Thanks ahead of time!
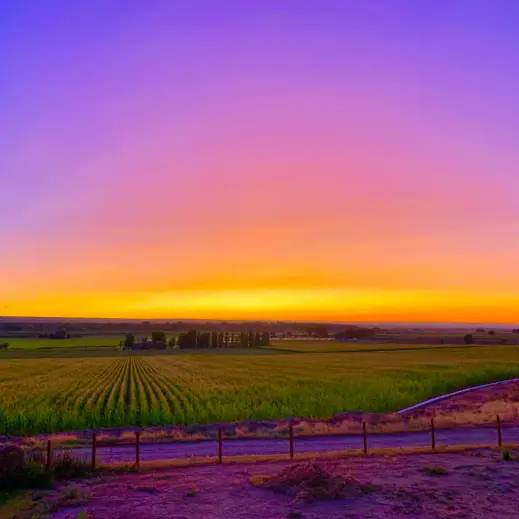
[0,445,25,479]
[250,462,369,503]
[50,450,90,479]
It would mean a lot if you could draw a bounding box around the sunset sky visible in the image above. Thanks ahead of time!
[2,1,519,323]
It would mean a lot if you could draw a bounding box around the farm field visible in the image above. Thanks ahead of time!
[3,336,122,349]
[2,345,519,436]
[267,339,498,353]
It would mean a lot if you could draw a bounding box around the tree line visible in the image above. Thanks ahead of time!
[122,330,271,350]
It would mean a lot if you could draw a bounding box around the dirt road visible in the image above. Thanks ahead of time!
[72,424,519,464]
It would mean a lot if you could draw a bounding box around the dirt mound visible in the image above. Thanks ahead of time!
[250,462,368,503]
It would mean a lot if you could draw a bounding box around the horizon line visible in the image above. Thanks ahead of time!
[1,315,517,327]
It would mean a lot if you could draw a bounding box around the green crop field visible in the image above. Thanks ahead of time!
[3,336,122,349]
[267,340,494,353]
[2,343,519,436]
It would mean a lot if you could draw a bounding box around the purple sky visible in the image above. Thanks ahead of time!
[1,1,519,322]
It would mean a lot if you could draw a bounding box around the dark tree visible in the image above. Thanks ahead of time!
[198,332,210,348]
[177,333,189,349]
[464,334,474,345]
[224,332,229,348]
[261,332,270,346]
[240,332,248,348]
[123,333,135,350]
[151,330,167,343]
[168,336,176,348]
[248,331,255,348]
[230,332,235,347]
[217,332,224,348]
[211,331,218,348]
[488,330,496,336]
[254,332,261,347]
[186,329,198,348]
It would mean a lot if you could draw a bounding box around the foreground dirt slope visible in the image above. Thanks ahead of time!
[403,379,519,422]
[52,449,519,519]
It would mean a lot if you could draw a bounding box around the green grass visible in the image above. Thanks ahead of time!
[0,490,22,506]
[1,344,519,436]
[3,336,122,349]
[267,339,496,353]
[423,466,449,476]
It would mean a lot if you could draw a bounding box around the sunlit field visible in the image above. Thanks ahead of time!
[4,336,121,349]
[267,339,499,353]
[1,344,519,436]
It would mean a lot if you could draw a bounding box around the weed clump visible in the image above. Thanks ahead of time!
[0,447,90,491]
[75,512,94,519]
[1,461,54,490]
[502,448,512,461]
[49,451,91,479]
[423,466,448,476]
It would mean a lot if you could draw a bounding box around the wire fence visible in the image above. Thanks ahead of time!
[41,415,515,471]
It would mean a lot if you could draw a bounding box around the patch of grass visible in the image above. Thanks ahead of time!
[0,491,47,519]
[5,336,121,350]
[423,466,449,476]
[1,451,91,492]
[57,486,90,508]
[0,490,23,506]
[0,462,54,491]
[502,448,512,461]
[0,486,91,519]
[62,487,79,500]
[75,511,94,519]
[50,451,91,479]
[186,490,197,497]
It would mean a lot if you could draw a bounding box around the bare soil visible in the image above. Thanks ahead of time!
[48,449,519,519]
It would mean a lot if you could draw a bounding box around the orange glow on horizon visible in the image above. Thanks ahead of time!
[3,286,519,324]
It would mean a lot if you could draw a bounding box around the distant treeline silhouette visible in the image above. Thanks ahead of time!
[122,330,271,350]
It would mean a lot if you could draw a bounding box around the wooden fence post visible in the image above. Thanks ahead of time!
[497,415,502,448]
[135,431,140,468]
[218,426,223,465]
[431,417,436,451]
[91,433,97,472]
[362,421,368,455]
[289,423,294,460]
[46,440,52,471]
